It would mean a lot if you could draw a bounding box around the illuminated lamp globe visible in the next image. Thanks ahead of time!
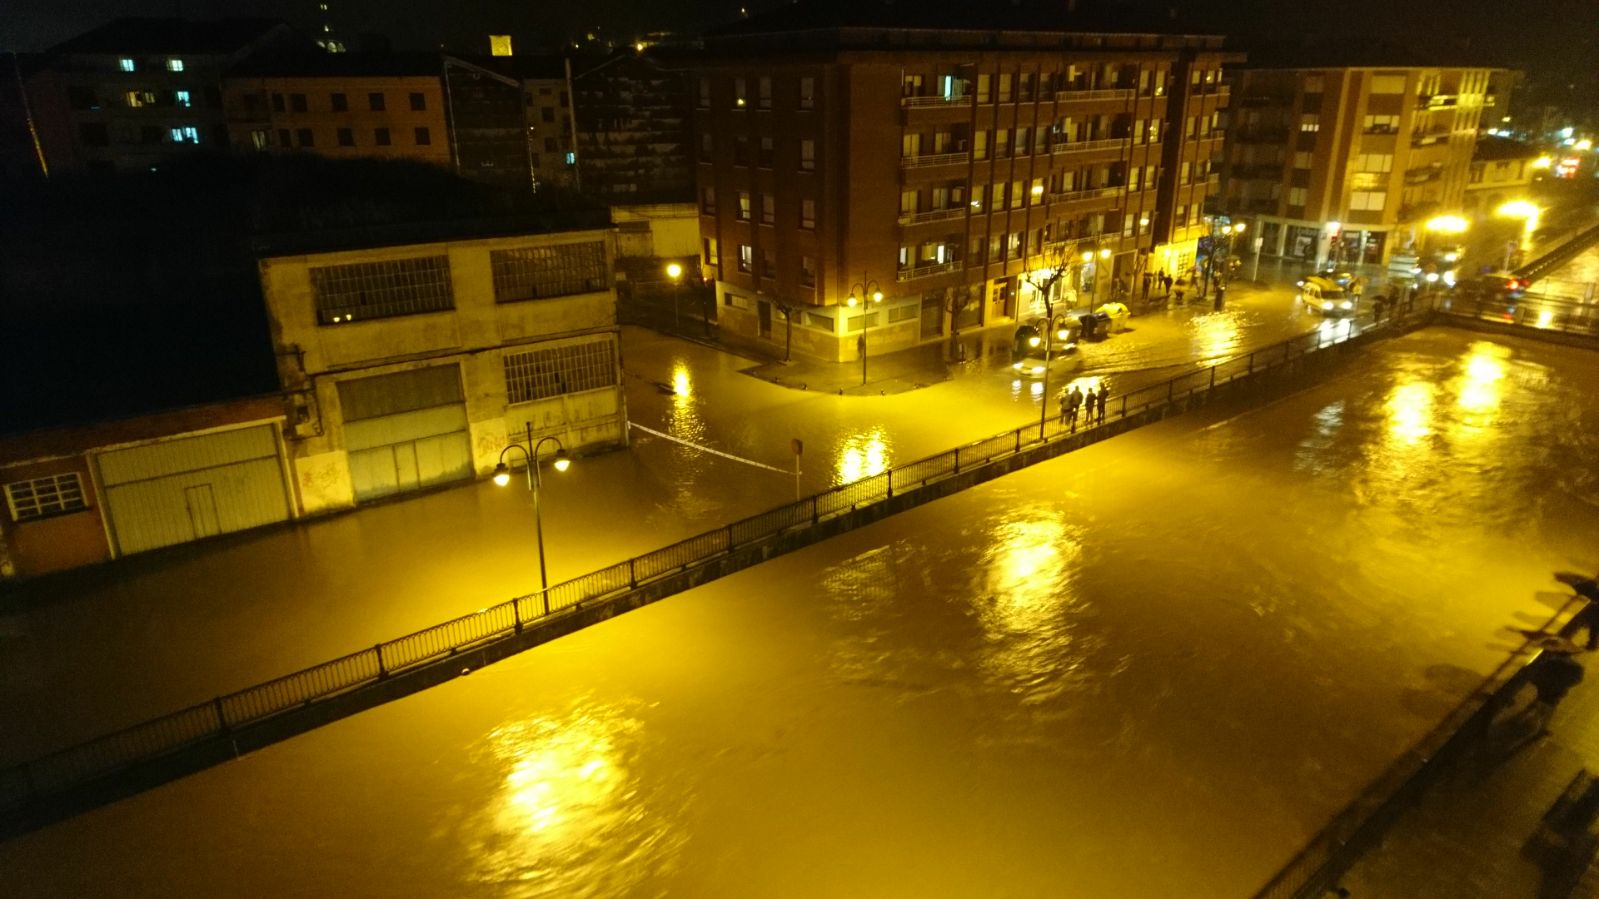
[492,463,511,487]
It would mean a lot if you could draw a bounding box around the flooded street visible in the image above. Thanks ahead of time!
[7,324,1599,897]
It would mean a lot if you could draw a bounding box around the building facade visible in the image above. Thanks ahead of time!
[223,54,454,169]
[688,26,1234,363]
[572,52,695,204]
[1463,136,1540,218]
[0,397,291,578]
[22,17,292,174]
[1223,66,1495,267]
[257,216,626,515]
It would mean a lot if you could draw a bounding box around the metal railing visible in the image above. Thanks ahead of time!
[1053,88,1135,102]
[900,151,970,169]
[1435,293,1599,338]
[1048,185,1124,206]
[901,94,967,108]
[898,207,968,226]
[895,259,963,281]
[0,307,1422,826]
[1051,137,1128,156]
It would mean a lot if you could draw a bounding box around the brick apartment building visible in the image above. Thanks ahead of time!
[683,9,1235,363]
[1223,63,1497,267]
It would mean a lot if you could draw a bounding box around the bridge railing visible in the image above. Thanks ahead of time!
[0,306,1411,822]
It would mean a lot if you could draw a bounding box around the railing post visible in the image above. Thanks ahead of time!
[540,589,550,617]
[1120,394,1127,418]
[1015,428,1022,453]
[954,446,961,474]
[629,557,637,590]
[1248,351,1254,374]
[512,596,523,633]
[375,643,387,679]
[887,470,895,499]
[1209,366,1216,390]
[212,696,229,733]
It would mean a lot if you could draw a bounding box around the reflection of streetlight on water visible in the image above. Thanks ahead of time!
[847,273,884,386]
[493,423,572,618]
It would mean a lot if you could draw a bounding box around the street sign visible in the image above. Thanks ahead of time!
[791,438,803,456]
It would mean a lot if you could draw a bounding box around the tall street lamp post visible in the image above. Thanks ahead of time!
[847,273,883,387]
[666,262,683,330]
[493,422,571,620]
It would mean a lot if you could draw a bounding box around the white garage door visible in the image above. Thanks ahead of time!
[99,424,291,556]
[338,365,473,503]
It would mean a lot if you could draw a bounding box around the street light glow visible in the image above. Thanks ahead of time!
[1099,249,1112,259]
[1081,251,1094,262]
[1425,215,1469,234]
[1497,200,1540,219]
[552,450,572,472]
[666,262,682,280]
[493,464,511,487]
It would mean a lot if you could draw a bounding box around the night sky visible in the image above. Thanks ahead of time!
[3,0,1595,108]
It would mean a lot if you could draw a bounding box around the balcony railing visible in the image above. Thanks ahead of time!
[896,259,962,282]
[898,207,968,226]
[1419,93,1459,109]
[1047,185,1124,205]
[1053,87,1136,103]
[1051,137,1129,156]
[901,94,968,108]
[900,151,971,169]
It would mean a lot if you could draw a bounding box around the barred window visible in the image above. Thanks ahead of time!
[5,473,88,521]
[504,339,618,404]
[491,242,608,302]
[311,256,454,324]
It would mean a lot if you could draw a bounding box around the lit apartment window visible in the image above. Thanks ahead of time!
[737,191,751,221]
[1363,114,1399,134]
[169,125,200,144]
[703,236,719,264]
[5,473,87,521]
[1288,187,1308,206]
[175,90,191,107]
[167,58,184,72]
[734,78,747,108]
[1300,115,1320,132]
[800,139,815,171]
[119,57,135,72]
[800,199,815,230]
[798,77,815,109]
[1349,190,1387,211]
[737,244,753,273]
[250,129,269,150]
[125,90,156,107]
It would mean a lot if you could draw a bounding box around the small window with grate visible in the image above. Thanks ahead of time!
[490,241,608,302]
[503,338,618,404]
[310,256,454,324]
[6,473,88,521]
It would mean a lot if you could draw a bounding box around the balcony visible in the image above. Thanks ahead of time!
[1051,137,1129,156]
[1047,185,1124,206]
[900,150,970,169]
[901,93,968,108]
[898,207,968,226]
[1410,130,1450,148]
[1418,93,1458,109]
[1053,87,1136,103]
[896,259,962,282]
[1234,127,1288,144]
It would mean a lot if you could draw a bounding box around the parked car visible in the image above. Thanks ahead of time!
[1461,271,1529,299]
[1296,269,1358,289]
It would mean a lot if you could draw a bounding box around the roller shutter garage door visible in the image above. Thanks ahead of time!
[99,425,291,556]
[338,365,473,503]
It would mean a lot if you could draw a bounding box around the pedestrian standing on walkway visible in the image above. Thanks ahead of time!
[1174,283,1186,305]
[1066,385,1083,432]
[1141,271,1152,300]
[1096,384,1109,424]
[1525,649,1585,735]
[1058,389,1070,424]
[1083,387,1098,424]
[1162,272,1174,295]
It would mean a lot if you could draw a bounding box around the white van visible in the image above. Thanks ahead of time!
[1299,276,1356,316]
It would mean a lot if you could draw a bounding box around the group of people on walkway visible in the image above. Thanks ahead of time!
[1058,382,1110,432]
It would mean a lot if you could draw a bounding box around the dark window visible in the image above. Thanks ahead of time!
[503,339,617,403]
[291,93,307,112]
[67,86,97,110]
[544,137,557,152]
[297,128,314,147]
[541,107,555,123]
[271,93,285,112]
[277,128,290,147]
[559,90,568,107]
[310,256,455,324]
[204,86,220,108]
[374,127,391,146]
[368,92,385,111]
[415,127,431,145]
[331,92,348,112]
[140,125,162,145]
[78,123,109,147]
[337,127,354,147]
[409,92,425,111]
[490,242,610,302]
